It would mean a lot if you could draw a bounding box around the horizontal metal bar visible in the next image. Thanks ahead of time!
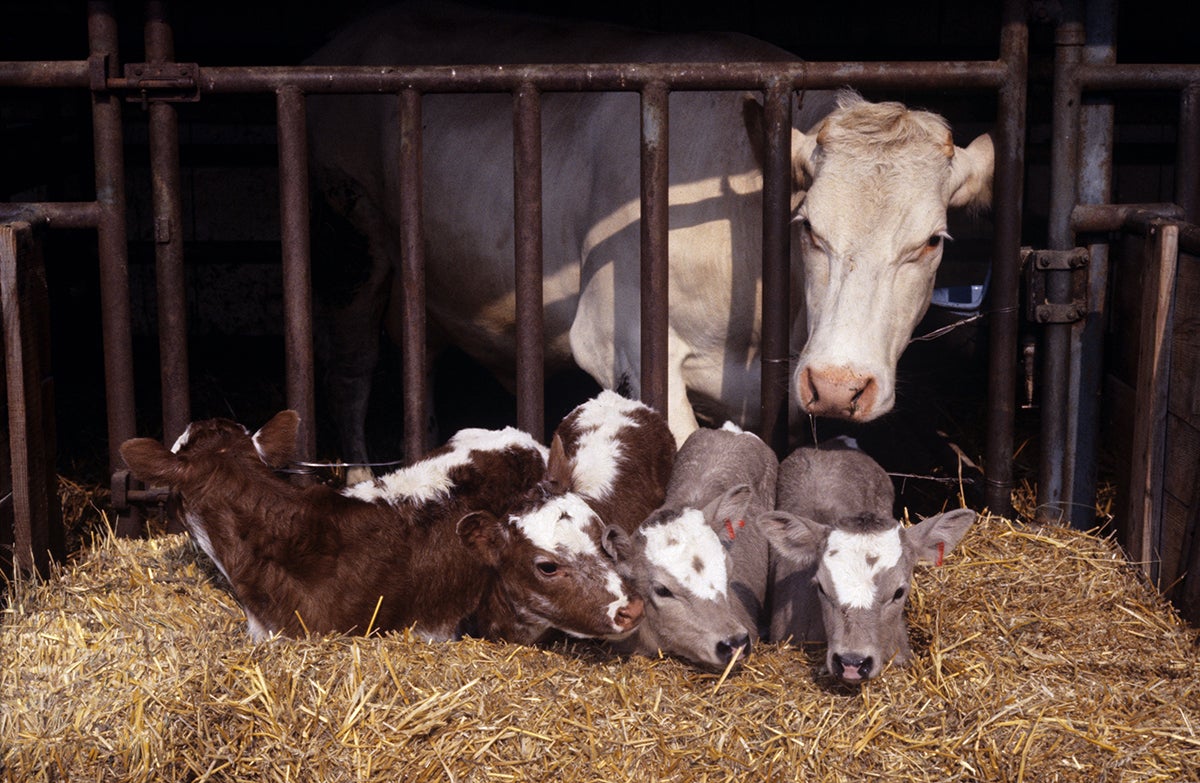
[184,60,1009,95]
[1070,203,1185,233]
[0,202,101,229]
[0,60,90,88]
[1072,62,1200,91]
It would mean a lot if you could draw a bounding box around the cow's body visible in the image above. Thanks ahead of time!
[611,422,778,671]
[306,2,994,473]
[119,412,644,643]
[484,390,674,644]
[763,438,975,682]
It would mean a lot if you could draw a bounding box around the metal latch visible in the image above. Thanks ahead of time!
[121,62,201,103]
[1022,247,1089,323]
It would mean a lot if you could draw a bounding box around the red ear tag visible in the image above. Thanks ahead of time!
[724,519,736,541]
[935,541,945,567]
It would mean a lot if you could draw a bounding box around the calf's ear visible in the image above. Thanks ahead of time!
[457,511,508,567]
[119,438,182,486]
[703,484,753,546]
[253,410,301,468]
[759,510,828,567]
[543,433,576,495]
[904,508,976,564]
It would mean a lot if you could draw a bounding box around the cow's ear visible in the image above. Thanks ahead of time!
[544,433,575,495]
[703,484,753,546]
[759,510,828,567]
[119,437,183,487]
[600,524,632,562]
[457,511,508,567]
[253,410,301,468]
[904,508,976,565]
[947,132,994,209]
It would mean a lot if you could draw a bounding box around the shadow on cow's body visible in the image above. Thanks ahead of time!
[306,1,994,479]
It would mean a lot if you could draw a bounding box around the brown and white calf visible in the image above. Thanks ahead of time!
[485,390,675,644]
[611,423,777,672]
[120,411,640,642]
[762,438,975,682]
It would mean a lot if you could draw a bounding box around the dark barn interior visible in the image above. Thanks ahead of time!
[1,1,1197,615]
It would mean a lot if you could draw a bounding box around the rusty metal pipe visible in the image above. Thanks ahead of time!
[760,79,793,457]
[0,203,100,228]
[398,89,428,461]
[275,86,316,460]
[513,83,545,441]
[983,0,1029,518]
[186,60,1009,96]
[640,82,669,417]
[88,1,140,537]
[145,0,191,448]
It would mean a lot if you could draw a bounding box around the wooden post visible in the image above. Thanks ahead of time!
[1125,222,1179,584]
[0,221,65,579]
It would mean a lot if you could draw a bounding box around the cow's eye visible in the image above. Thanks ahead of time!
[927,234,942,249]
[536,561,559,576]
[652,584,673,599]
[891,587,905,602]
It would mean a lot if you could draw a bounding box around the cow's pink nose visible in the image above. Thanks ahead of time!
[799,366,878,420]
[614,595,644,630]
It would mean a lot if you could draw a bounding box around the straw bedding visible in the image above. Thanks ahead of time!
[3,507,1198,782]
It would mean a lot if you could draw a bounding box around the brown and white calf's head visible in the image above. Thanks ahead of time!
[763,507,975,683]
[625,484,758,672]
[789,90,994,422]
[464,488,643,643]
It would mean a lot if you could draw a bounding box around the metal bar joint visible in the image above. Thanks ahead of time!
[1023,246,1090,323]
[121,62,200,102]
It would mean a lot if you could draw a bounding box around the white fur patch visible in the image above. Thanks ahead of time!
[511,494,602,558]
[642,509,728,601]
[343,426,545,504]
[603,570,630,628]
[567,391,644,498]
[170,425,193,454]
[824,526,902,609]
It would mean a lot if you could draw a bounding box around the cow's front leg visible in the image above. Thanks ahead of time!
[664,329,699,448]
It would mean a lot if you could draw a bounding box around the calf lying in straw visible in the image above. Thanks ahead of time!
[120,411,641,642]
[485,390,674,643]
[763,437,975,682]
[610,423,777,672]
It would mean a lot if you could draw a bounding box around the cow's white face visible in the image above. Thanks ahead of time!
[764,507,976,682]
[790,92,994,422]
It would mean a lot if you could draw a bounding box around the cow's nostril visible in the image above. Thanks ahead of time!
[614,595,644,629]
[716,633,751,664]
[832,653,872,681]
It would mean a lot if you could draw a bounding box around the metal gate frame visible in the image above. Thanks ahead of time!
[1,0,1029,550]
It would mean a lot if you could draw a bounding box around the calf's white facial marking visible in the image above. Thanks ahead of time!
[642,510,727,602]
[512,494,604,559]
[824,526,902,608]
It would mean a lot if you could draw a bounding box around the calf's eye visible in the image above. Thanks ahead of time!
[892,587,905,602]
[536,561,559,576]
[653,584,673,599]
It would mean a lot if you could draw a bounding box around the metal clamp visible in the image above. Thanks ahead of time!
[1022,247,1090,324]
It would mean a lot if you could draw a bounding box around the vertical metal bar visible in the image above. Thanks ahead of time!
[760,79,792,457]
[275,86,316,460]
[984,0,1029,518]
[399,88,428,460]
[1039,2,1084,524]
[1067,0,1116,529]
[89,1,141,537]
[145,0,191,449]
[1178,84,1200,224]
[513,83,545,442]
[640,82,669,415]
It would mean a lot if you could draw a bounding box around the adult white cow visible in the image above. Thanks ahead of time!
[305,1,994,472]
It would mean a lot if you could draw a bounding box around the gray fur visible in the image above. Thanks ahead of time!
[611,424,778,671]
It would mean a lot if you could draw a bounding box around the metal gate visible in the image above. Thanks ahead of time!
[26,0,1193,588]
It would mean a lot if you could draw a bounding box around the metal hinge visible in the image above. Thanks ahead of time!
[1022,247,1090,324]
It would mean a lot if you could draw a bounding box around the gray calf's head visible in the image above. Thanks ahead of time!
[626,485,757,672]
[764,508,975,682]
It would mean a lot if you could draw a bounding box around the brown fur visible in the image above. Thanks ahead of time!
[120,412,545,639]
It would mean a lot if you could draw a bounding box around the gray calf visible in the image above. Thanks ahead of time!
[763,438,975,682]
[612,423,777,671]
